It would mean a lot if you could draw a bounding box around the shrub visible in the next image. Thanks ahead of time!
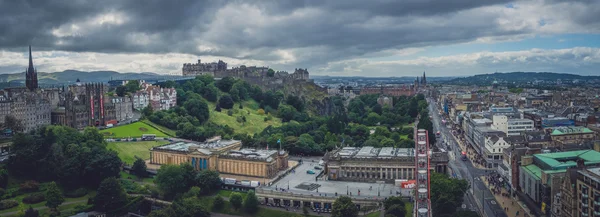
[19,181,39,193]
[23,193,46,204]
[227,110,233,116]
[1,188,20,200]
[239,104,244,109]
[257,109,265,115]
[64,188,88,198]
[213,196,225,211]
[0,199,18,210]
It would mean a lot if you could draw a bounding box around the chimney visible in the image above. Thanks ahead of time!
[577,158,585,168]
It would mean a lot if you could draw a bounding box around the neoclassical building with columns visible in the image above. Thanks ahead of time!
[150,137,289,179]
[325,146,448,182]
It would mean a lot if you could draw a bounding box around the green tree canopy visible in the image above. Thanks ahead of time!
[45,182,64,211]
[131,158,148,178]
[218,94,235,109]
[230,192,243,210]
[195,170,222,195]
[95,177,128,212]
[216,76,236,92]
[331,196,358,217]
[125,80,141,93]
[212,196,225,211]
[244,190,259,213]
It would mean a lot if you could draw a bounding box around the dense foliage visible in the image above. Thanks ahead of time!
[430,172,469,217]
[45,182,64,210]
[147,187,210,217]
[154,164,222,199]
[331,196,358,217]
[7,126,122,188]
[131,158,148,178]
[95,177,129,212]
[243,190,259,213]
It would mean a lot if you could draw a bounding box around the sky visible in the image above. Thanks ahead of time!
[0,0,599,77]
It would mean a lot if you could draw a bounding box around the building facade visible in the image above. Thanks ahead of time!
[132,84,177,111]
[550,126,595,147]
[575,167,600,217]
[325,146,448,183]
[150,137,289,180]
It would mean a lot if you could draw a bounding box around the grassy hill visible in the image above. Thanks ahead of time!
[208,100,282,135]
[100,121,169,138]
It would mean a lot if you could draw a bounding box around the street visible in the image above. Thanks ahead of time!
[427,98,507,217]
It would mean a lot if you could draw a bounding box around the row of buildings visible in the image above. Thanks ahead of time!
[326,71,429,99]
[435,84,600,216]
[0,47,177,132]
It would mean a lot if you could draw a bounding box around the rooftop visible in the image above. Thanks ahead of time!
[152,138,240,153]
[535,150,600,170]
[223,149,278,162]
[550,126,593,135]
[331,146,416,159]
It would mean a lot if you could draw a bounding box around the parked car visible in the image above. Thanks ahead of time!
[314,166,323,170]
[306,170,315,174]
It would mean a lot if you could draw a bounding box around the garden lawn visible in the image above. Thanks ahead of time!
[141,119,177,137]
[217,190,247,198]
[108,140,170,164]
[100,121,168,138]
[209,100,282,135]
[365,211,381,217]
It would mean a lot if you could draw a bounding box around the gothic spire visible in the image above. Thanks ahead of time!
[28,45,34,73]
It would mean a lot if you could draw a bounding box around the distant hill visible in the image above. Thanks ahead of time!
[0,70,164,85]
[446,72,600,85]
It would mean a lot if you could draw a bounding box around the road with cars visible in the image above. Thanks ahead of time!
[427,98,507,217]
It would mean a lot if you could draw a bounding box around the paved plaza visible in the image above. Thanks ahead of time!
[265,157,412,200]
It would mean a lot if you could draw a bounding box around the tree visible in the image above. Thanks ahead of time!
[384,196,405,210]
[331,196,358,217]
[230,192,243,211]
[195,170,222,194]
[286,95,305,112]
[430,172,469,217]
[0,169,8,188]
[386,204,406,217]
[278,104,297,122]
[95,177,128,212]
[131,158,148,178]
[216,76,236,92]
[155,164,196,199]
[267,68,275,77]
[45,182,64,211]
[142,104,154,117]
[125,80,141,93]
[183,98,210,124]
[3,115,24,132]
[116,86,127,97]
[201,84,219,102]
[24,207,39,217]
[218,94,234,109]
[212,196,225,211]
[244,190,259,213]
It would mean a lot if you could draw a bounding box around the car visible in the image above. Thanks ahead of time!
[306,170,315,174]
[314,166,323,170]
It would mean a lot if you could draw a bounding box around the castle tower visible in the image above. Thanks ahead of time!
[25,45,39,91]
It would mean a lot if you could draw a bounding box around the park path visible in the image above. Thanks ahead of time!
[0,199,87,217]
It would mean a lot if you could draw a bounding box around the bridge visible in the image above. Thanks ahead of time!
[415,129,432,217]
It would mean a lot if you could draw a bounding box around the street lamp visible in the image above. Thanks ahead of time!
[347,185,349,195]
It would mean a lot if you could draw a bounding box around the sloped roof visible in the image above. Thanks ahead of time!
[551,126,593,135]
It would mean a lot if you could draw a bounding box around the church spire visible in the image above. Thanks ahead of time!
[26,45,38,91]
[422,71,426,86]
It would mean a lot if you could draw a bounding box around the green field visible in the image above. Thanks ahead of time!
[141,119,177,137]
[365,211,381,217]
[209,100,282,135]
[100,121,169,138]
[107,140,170,164]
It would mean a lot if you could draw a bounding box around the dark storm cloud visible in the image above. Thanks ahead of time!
[0,0,599,71]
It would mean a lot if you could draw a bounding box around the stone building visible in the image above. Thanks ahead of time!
[182,59,227,76]
[325,146,448,182]
[52,84,132,129]
[150,137,289,180]
[550,126,595,147]
[360,85,416,97]
[132,83,177,111]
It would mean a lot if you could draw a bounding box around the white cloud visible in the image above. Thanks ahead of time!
[317,47,600,77]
